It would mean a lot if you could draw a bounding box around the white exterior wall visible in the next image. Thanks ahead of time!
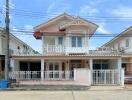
[106,30,132,53]
[42,27,90,54]
[0,29,35,72]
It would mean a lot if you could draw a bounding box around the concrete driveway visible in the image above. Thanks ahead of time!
[0,90,132,100]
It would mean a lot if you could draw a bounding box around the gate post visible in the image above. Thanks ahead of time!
[41,59,44,81]
[121,68,125,87]
[118,58,122,84]
[89,59,93,85]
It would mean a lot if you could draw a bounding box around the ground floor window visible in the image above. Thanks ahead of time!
[93,60,109,70]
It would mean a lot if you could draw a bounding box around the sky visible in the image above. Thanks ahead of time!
[0,0,132,52]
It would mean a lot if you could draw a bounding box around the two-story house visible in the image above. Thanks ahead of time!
[0,27,36,79]
[10,13,124,86]
[102,26,132,82]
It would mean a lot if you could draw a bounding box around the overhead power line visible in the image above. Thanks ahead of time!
[10,29,132,37]
[1,7,132,22]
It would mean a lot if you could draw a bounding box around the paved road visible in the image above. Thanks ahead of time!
[0,90,132,100]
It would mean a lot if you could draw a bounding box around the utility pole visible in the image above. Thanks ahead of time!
[5,0,10,80]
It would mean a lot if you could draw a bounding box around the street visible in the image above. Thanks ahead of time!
[0,90,132,100]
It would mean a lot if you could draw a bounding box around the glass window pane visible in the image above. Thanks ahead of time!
[77,37,82,47]
[72,37,76,47]
[55,64,59,70]
[118,43,120,49]
[126,38,129,47]
[49,63,53,70]
[58,37,63,45]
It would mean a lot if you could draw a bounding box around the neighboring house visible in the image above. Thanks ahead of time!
[102,26,132,81]
[0,27,36,78]
[10,13,124,86]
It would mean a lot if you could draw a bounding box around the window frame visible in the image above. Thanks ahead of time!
[71,36,82,47]
[125,38,130,48]
[58,36,63,45]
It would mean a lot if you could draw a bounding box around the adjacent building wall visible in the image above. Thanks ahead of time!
[104,29,132,54]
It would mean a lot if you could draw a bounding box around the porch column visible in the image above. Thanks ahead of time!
[117,58,122,85]
[65,60,70,79]
[89,59,93,85]
[41,59,44,80]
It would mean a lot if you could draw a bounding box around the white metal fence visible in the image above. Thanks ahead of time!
[9,71,73,80]
[92,70,120,85]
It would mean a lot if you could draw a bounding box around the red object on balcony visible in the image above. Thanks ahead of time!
[33,31,42,39]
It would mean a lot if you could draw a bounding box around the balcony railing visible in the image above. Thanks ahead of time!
[44,45,65,54]
[12,49,38,55]
[44,45,89,54]
[89,47,118,54]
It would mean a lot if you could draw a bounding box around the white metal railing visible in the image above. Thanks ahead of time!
[44,45,65,53]
[9,71,41,80]
[92,69,120,85]
[66,47,89,54]
[89,47,117,54]
[9,71,73,80]
[44,45,89,54]
[12,49,37,55]
[44,71,73,80]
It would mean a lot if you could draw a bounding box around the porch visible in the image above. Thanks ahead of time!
[10,55,124,86]
[9,59,90,86]
[122,58,132,83]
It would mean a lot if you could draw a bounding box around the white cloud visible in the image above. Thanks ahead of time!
[79,0,108,16]
[110,5,132,17]
[46,2,70,17]
[24,25,33,31]
[79,5,99,16]
[47,2,56,14]
[9,2,15,9]
[12,26,17,31]
[97,22,111,34]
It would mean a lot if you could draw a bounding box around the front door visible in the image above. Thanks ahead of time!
[70,60,82,77]
[48,62,60,79]
[70,60,82,70]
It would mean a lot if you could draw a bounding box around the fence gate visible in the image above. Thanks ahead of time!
[92,70,120,85]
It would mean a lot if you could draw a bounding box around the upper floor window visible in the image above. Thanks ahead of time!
[112,45,115,50]
[58,37,63,45]
[126,38,129,47]
[118,43,120,49]
[72,36,82,47]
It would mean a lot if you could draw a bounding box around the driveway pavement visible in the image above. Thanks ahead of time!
[0,90,132,100]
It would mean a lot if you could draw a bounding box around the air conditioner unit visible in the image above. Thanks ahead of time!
[118,47,125,53]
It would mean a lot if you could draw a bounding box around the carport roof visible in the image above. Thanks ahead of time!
[12,54,122,60]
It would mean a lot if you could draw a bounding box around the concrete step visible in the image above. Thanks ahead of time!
[9,85,90,91]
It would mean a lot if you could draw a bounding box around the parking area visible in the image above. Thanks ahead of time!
[0,89,132,100]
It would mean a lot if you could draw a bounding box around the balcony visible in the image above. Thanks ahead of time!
[44,45,89,54]
[12,49,38,56]
[89,47,118,54]
[44,45,65,54]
